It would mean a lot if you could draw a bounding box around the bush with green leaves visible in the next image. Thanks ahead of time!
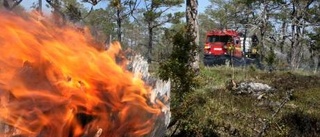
[158,29,200,135]
[158,29,198,103]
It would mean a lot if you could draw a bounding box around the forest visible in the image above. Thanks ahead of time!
[2,0,319,71]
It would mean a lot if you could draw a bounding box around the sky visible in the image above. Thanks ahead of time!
[21,0,210,14]
[198,0,210,13]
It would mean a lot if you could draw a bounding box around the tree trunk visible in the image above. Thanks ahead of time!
[39,0,42,15]
[243,27,248,54]
[317,55,320,73]
[287,0,314,69]
[280,22,286,53]
[147,26,153,63]
[289,1,302,69]
[116,7,122,43]
[259,2,268,62]
[48,0,66,25]
[186,0,199,71]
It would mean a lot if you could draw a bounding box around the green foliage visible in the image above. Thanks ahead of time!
[158,29,203,135]
[159,29,198,100]
[83,8,116,41]
[266,47,276,67]
[153,23,185,62]
[204,0,266,36]
[141,0,184,63]
[144,0,183,7]
[65,4,82,22]
[308,27,320,52]
[174,91,219,137]
[142,0,184,27]
[206,0,239,29]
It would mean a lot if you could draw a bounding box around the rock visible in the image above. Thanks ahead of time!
[232,81,274,99]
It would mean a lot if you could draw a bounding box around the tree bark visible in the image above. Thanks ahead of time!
[116,7,122,43]
[280,22,286,53]
[242,14,249,54]
[147,26,153,63]
[287,0,315,69]
[46,0,66,25]
[39,0,42,15]
[186,0,199,71]
[258,2,268,62]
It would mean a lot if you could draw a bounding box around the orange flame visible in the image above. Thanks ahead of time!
[0,12,161,137]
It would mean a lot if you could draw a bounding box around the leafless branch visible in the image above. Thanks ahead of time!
[45,0,65,17]
[81,6,94,19]
[3,0,23,11]
[130,0,143,25]
[152,17,172,29]
[169,120,180,137]
[144,0,150,11]
[305,0,315,9]
[126,0,139,17]
[257,90,293,137]
[121,0,140,19]
[82,0,102,6]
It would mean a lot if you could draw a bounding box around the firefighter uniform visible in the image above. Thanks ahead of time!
[227,42,235,55]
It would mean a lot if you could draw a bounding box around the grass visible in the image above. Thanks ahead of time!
[175,65,320,136]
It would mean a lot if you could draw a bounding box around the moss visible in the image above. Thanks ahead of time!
[280,111,320,136]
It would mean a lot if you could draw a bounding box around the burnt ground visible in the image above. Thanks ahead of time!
[260,72,320,91]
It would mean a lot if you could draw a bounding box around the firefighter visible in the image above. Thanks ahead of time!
[226,39,235,66]
[227,39,235,56]
[250,34,259,58]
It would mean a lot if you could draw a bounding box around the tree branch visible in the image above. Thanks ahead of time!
[10,0,23,10]
[82,0,102,6]
[3,0,23,11]
[81,6,94,19]
[257,90,293,137]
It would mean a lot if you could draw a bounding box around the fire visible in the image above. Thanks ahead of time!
[0,12,161,137]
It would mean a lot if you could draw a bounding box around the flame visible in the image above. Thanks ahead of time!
[0,12,161,137]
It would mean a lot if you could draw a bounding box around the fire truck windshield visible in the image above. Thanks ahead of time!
[207,35,232,43]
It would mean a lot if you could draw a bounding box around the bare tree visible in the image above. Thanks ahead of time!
[287,0,315,69]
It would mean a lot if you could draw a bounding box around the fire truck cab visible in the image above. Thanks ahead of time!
[204,29,243,66]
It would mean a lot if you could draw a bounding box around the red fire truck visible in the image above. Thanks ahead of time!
[203,29,244,66]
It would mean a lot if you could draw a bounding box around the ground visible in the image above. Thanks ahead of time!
[171,66,320,137]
